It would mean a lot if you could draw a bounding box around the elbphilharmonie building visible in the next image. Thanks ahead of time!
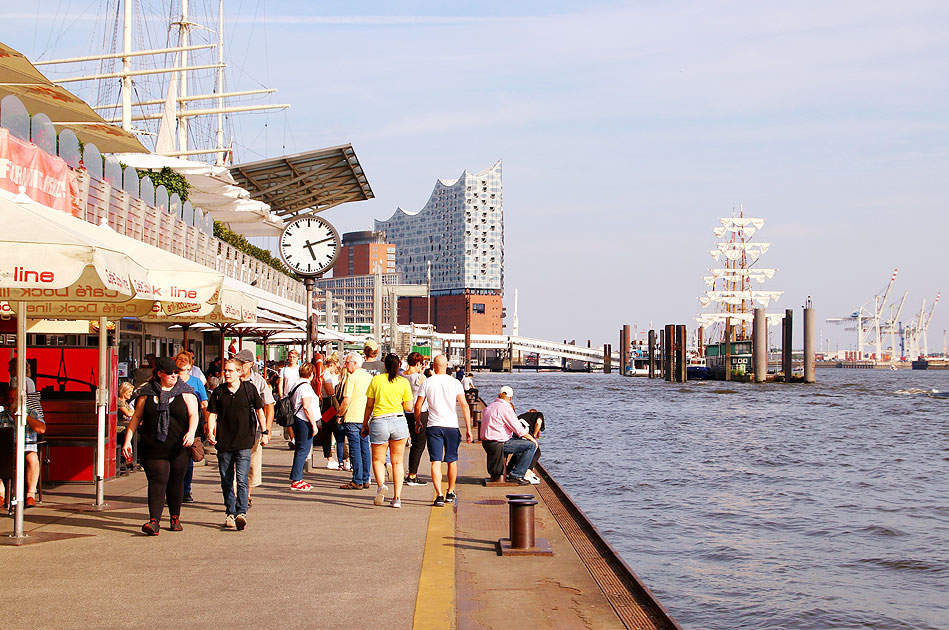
[375,160,503,295]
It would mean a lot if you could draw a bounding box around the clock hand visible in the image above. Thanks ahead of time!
[301,237,334,260]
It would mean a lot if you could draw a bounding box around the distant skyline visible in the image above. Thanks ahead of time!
[5,2,948,351]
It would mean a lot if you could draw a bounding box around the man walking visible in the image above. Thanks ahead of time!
[208,358,269,530]
[235,349,275,506]
[337,352,373,490]
[415,354,472,506]
[480,386,537,485]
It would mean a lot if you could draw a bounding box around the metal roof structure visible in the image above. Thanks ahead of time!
[229,144,374,219]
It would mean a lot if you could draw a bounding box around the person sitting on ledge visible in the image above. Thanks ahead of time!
[479,385,537,485]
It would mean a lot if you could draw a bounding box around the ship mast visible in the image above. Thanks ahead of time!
[35,0,289,160]
[697,210,783,339]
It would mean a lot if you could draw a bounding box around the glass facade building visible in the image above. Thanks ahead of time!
[374,160,503,294]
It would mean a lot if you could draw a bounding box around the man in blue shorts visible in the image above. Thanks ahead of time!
[415,354,472,506]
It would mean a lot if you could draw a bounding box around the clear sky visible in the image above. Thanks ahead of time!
[5,2,948,351]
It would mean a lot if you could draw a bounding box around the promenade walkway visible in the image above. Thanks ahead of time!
[1,439,642,630]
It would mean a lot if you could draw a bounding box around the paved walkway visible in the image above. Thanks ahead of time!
[1,438,629,630]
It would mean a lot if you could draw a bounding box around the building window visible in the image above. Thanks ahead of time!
[472,303,486,314]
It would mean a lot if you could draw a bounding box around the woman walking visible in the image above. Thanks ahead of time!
[288,361,319,491]
[362,353,413,508]
[122,357,199,535]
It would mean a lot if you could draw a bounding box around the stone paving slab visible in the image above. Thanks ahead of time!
[2,436,633,630]
[0,443,430,630]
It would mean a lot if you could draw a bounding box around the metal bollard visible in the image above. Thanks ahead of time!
[509,499,538,549]
[506,493,535,547]
[497,494,553,556]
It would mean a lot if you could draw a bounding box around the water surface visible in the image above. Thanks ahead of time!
[472,369,948,630]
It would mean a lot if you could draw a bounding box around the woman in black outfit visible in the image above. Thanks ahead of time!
[123,357,199,535]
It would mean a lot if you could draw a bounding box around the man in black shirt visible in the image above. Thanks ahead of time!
[208,358,269,530]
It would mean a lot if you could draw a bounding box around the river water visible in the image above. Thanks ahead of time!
[471,369,948,630]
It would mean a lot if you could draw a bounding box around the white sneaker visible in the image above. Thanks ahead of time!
[224,514,236,529]
[342,461,352,472]
[326,460,340,470]
[526,471,541,485]
[374,484,388,506]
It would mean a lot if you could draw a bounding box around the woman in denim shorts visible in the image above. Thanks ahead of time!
[362,354,413,508]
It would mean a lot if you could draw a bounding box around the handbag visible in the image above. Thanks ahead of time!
[190,437,205,462]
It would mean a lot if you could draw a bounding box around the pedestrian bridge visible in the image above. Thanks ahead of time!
[431,333,619,365]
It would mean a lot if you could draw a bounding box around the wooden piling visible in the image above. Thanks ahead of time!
[675,324,687,382]
[603,343,612,374]
[782,308,793,380]
[664,324,674,381]
[753,307,767,383]
[803,305,816,383]
[724,318,732,381]
[648,329,656,378]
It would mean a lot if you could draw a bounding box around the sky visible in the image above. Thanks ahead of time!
[4,1,949,351]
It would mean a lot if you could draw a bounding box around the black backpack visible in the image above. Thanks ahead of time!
[274,382,306,427]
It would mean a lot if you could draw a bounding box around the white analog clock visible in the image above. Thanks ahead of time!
[279,214,340,276]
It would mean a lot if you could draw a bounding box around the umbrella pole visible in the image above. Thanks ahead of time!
[95,316,107,506]
[12,304,27,538]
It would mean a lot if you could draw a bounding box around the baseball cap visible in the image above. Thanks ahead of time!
[364,339,378,352]
[235,349,255,363]
[499,386,514,398]
[154,357,178,374]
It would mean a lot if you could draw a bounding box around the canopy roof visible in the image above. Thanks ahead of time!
[0,42,147,154]
[229,144,374,219]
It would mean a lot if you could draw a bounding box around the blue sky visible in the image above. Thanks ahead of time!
[5,2,948,351]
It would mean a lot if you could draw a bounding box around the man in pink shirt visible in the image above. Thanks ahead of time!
[479,386,538,484]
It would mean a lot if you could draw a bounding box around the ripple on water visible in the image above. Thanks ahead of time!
[472,369,949,630]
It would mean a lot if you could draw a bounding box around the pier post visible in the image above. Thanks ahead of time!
[664,325,674,381]
[497,494,552,556]
[724,318,732,381]
[675,324,687,382]
[620,325,630,376]
[782,308,793,380]
[697,326,704,357]
[804,304,816,383]
[603,343,612,374]
[648,329,656,378]
[753,307,767,382]
[657,329,664,379]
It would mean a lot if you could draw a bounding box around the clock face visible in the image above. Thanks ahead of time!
[279,215,340,276]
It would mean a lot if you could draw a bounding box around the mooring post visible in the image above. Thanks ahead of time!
[803,302,816,383]
[753,307,767,382]
[783,308,793,381]
[658,328,665,379]
[664,324,674,382]
[697,326,704,357]
[648,329,656,378]
[603,343,612,374]
[724,318,732,381]
[676,324,689,383]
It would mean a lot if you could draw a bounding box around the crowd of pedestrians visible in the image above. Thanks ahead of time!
[119,341,545,534]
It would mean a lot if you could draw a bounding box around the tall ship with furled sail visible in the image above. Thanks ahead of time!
[696,210,784,378]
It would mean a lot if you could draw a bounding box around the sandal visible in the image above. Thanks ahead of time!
[339,481,361,489]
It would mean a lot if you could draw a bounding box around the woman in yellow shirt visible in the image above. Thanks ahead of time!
[363,353,412,508]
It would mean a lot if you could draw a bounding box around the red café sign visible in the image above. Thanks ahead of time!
[0,127,79,215]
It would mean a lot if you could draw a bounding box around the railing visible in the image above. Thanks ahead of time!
[0,93,304,305]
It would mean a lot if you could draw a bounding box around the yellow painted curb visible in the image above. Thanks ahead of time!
[413,502,456,630]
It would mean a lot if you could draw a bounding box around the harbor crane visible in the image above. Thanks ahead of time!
[905,293,941,360]
[827,268,902,362]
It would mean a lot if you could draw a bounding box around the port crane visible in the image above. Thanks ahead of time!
[826,268,904,362]
[904,293,941,360]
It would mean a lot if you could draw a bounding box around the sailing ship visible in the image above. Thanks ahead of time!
[696,211,784,378]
